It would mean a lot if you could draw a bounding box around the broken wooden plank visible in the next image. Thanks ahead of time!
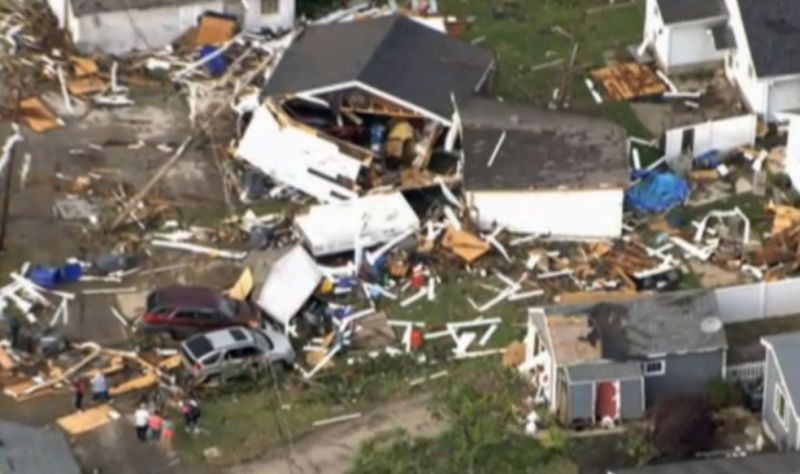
[57,404,117,436]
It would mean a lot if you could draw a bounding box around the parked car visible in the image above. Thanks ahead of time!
[139,286,261,339]
[180,325,296,381]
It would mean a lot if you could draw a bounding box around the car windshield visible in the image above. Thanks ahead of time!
[146,291,161,311]
[218,297,238,318]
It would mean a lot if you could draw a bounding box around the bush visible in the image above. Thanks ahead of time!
[707,378,744,409]
[649,395,716,460]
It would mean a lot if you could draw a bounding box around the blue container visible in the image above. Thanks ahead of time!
[200,46,228,76]
[28,267,60,290]
[370,123,387,153]
[61,263,82,283]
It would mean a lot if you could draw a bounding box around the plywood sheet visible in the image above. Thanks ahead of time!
[195,15,236,46]
[57,405,114,436]
[20,97,61,133]
[71,56,99,77]
[441,227,490,263]
[109,373,157,396]
[589,63,666,101]
[68,76,107,96]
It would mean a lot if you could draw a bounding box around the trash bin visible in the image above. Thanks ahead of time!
[28,267,60,289]
[61,263,83,283]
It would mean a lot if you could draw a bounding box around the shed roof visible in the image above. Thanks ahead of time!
[70,0,207,16]
[611,451,800,474]
[737,0,800,77]
[655,0,727,25]
[547,291,727,362]
[566,361,643,383]
[0,421,81,474]
[263,15,495,120]
[459,97,629,191]
[762,331,800,405]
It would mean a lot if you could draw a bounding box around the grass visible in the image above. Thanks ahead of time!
[439,0,652,136]
[725,314,800,364]
[666,193,770,234]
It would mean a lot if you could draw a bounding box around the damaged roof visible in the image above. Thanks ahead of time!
[737,0,800,77]
[70,0,207,16]
[762,332,800,404]
[459,97,629,191]
[548,291,727,362]
[264,15,495,120]
[655,0,727,25]
[0,421,81,474]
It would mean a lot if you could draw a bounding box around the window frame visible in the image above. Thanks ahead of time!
[642,359,666,377]
[261,0,280,14]
[775,383,789,428]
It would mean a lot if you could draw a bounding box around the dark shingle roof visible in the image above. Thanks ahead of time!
[459,97,628,191]
[551,291,727,359]
[71,0,207,16]
[264,15,495,120]
[611,452,800,474]
[762,331,800,404]
[655,0,727,24]
[737,0,800,77]
[0,421,81,474]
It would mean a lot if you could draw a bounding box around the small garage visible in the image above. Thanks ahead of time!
[559,361,645,426]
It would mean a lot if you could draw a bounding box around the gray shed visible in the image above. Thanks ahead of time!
[560,361,645,424]
[761,332,800,450]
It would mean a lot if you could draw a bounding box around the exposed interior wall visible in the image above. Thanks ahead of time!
[467,189,625,239]
[74,1,224,54]
[644,0,671,68]
[667,20,726,70]
[663,114,757,158]
[253,0,295,32]
[768,77,800,121]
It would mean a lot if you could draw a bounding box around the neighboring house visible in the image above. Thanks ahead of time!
[644,0,800,121]
[761,332,800,450]
[643,0,729,72]
[524,291,728,425]
[263,14,496,126]
[608,451,800,474]
[723,0,800,122]
[0,421,81,474]
[46,0,295,54]
[458,97,629,239]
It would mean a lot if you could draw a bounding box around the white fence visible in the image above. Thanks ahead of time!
[726,361,765,384]
[714,277,800,323]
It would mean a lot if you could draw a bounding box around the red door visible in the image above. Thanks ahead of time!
[596,381,619,421]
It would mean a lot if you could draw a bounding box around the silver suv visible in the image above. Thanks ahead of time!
[180,325,295,381]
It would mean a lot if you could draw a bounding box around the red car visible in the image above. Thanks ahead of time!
[139,286,261,339]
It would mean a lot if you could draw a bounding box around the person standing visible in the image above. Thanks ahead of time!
[147,411,163,443]
[181,398,201,433]
[134,404,149,442]
[90,372,109,403]
[71,377,86,411]
[161,417,175,450]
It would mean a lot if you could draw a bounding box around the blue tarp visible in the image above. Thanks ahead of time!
[200,47,228,76]
[625,173,690,213]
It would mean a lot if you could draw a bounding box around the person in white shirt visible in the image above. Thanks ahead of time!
[91,372,109,403]
[134,404,149,442]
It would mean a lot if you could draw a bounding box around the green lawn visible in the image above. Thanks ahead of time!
[440,0,651,136]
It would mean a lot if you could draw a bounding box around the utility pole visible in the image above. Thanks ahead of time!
[0,86,22,253]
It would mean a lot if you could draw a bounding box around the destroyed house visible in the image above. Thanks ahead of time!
[47,0,295,54]
[238,15,495,202]
[525,292,728,425]
[458,97,629,239]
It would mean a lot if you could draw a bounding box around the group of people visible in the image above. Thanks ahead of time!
[71,372,110,411]
[133,397,201,446]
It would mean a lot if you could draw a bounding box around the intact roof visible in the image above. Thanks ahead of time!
[611,451,800,474]
[264,15,495,120]
[0,421,81,474]
[548,291,727,362]
[459,97,629,191]
[737,0,800,77]
[71,0,206,16]
[655,0,727,25]
[566,361,643,383]
[762,331,800,404]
